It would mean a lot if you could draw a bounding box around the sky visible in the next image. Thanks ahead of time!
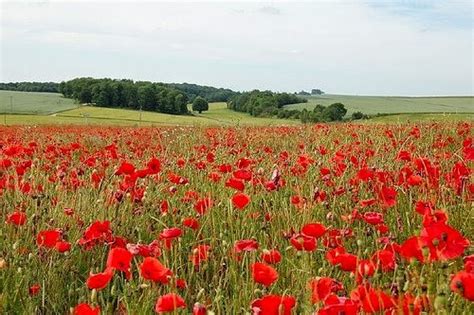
[0,0,473,95]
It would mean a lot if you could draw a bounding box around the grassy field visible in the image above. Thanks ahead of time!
[1,91,472,126]
[368,112,474,123]
[287,94,474,115]
[2,103,299,126]
[0,90,77,114]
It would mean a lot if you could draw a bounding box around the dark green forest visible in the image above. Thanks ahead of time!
[1,79,240,115]
[167,83,237,102]
[0,79,358,121]
[227,90,307,117]
[0,82,59,93]
[59,78,189,114]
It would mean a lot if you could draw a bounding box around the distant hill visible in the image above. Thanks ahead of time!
[285,94,474,115]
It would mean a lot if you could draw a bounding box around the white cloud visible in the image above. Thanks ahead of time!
[0,0,472,95]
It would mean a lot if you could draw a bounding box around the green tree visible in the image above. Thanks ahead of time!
[351,111,366,120]
[300,108,309,123]
[192,96,209,114]
[322,103,347,121]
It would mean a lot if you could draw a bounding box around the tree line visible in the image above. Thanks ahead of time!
[0,82,59,93]
[227,90,307,117]
[167,83,237,102]
[59,78,189,114]
[226,89,367,123]
[299,103,348,123]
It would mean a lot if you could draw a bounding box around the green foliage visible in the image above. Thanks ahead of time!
[311,89,324,95]
[297,90,311,95]
[60,78,189,115]
[351,111,368,120]
[228,90,306,117]
[167,83,237,102]
[0,82,59,93]
[192,96,209,113]
[322,102,347,121]
[300,103,352,123]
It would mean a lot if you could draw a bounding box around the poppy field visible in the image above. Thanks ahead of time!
[1,122,473,314]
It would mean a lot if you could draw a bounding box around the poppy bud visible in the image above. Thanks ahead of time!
[434,294,447,311]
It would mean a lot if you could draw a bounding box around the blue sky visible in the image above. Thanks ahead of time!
[1,0,472,95]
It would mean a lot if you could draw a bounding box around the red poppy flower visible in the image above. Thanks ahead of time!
[464,254,474,273]
[400,236,425,263]
[251,262,278,287]
[147,157,161,174]
[326,247,357,272]
[362,212,384,225]
[126,240,161,258]
[420,222,469,261]
[64,207,74,216]
[78,220,113,250]
[301,222,327,239]
[55,241,71,253]
[208,172,221,182]
[236,157,252,169]
[194,197,212,215]
[182,217,199,230]
[155,293,186,313]
[317,294,358,315]
[36,229,61,248]
[380,186,397,207]
[351,285,395,314]
[115,161,135,175]
[261,249,282,264]
[397,150,411,161]
[140,257,172,284]
[290,233,316,252]
[6,211,27,226]
[29,283,41,296]
[191,244,211,267]
[234,239,259,253]
[371,249,396,271]
[450,270,474,301]
[356,259,376,282]
[159,227,183,240]
[309,277,344,304]
[407,174,423,186]
[232,192,251,209]
[233,169,252,181]
[357,167,374,182]
[218,163,232,173]
[360,198,376,207]
[86,268,114,290]
[225,177,245,191]
[106,247,133,279]
[415,201,434,215]
[251,294,296,315]
[167,172,188,185]
[193,303,207,315]
[73,303,100,315]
